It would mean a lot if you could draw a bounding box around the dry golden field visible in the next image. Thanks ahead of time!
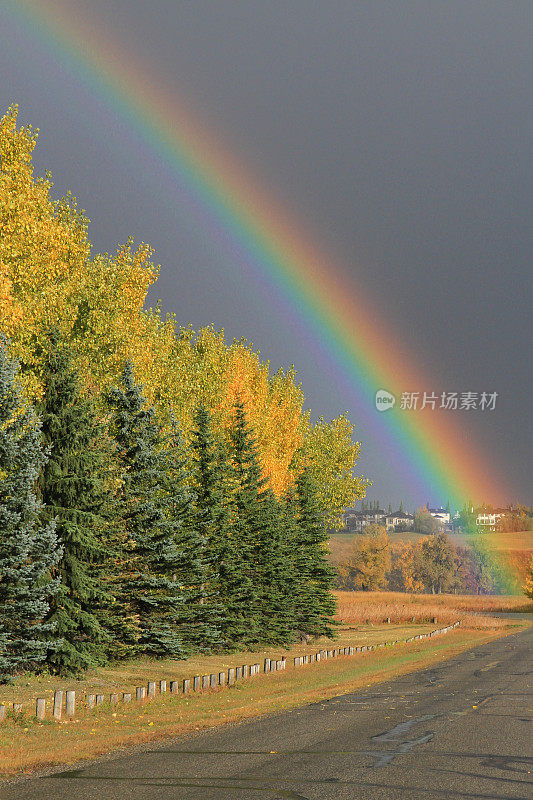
[334,590,532,628]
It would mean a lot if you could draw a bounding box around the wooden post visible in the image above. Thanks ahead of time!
[193,676,201,691]
[123,692,132,703]
[53,690,63,721]
[87,694,96,709]
[210,673,218,689]
[147,681,156,699]
[183,679,191,694]
[366,618,370,625]
[110,694,119,706]
[13,703,23,715]
[228,668,235,685]
[242,665,249,678]
[96,694,104,705]
[136,687,145,701]
[36,698,46,720]
[276,660,283,671]
[159,680,167,693]
[0,705,5,722]
[66,690,75,717]
[294,657,300,666]
[310,653,315,663]
[219,672,226,687]
[264,658,271,673]
[235,666,242,680]
[202,675,210,690]
[170,681,178,694]
[432,617,438,624]
[412,616,416,623]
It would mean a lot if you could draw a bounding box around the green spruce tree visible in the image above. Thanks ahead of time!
[38,332,111,675]
[0,338,62,681]
[163,419,221,653]
[107,363,190,659]
[190,404,231,648]
[225,399,266,646]
[255,488,295,645]
[292,466,337,638]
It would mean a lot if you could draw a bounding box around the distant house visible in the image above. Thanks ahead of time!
[475,508,508,531]
[342,508,414,533]
[385,511,414,531]
[428,507,451,524]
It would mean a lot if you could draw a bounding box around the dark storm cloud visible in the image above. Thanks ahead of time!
[1,0,531,507]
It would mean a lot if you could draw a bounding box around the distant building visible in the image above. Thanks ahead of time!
[341,508,414,533]
[428,507,451,524]
[385,511,414,531]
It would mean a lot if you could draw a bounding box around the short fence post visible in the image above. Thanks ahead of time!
[228,668,235,685]
[36,698,46,720]
[53,690,63,721]
[276,660,283,671]
[193,676,201,691]
[110,694,119,706]
[159,680,167,693]
[170,681,178,694]
[386,617,391,624]
[219,672,226,687]
[66,690,75,718]
[136,687,145,702]
[235,666,242,680]
[96,694,104,706]
[412,616,416,623]
[264,658,271,673]
[147,681,156,699]
[0,705,5,722]
[87,694,96,709]
[123,692,132,703]
[183,679,191,694]
[242,665,249,679]
[13,703,23,715]
[210,673,218,689]
[310,654,315,663]
[202,675,210,690]
[432,617,438,624]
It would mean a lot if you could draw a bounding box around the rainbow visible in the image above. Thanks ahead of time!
[4,1,521,590]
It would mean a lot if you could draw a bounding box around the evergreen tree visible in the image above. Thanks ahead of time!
[107,363,190,659]
[0,338,62,681]
[38,332,111,674]
[164,419,221,653]
[256,489,296,645]
[224,399,264,646]
[292,466,337,638]
[190,403,230,647]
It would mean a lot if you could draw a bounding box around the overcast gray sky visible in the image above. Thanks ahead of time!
[1,1,531,509]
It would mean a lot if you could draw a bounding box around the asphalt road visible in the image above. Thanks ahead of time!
[3,625,532,800]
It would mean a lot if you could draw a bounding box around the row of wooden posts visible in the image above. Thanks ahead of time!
[0,620,459,723]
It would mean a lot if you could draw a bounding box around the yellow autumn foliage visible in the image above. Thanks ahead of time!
[0,106,368,516]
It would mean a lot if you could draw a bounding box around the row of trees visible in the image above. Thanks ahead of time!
[336,525,506,595]
[0,335,336,680]
[0,106,368,524]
